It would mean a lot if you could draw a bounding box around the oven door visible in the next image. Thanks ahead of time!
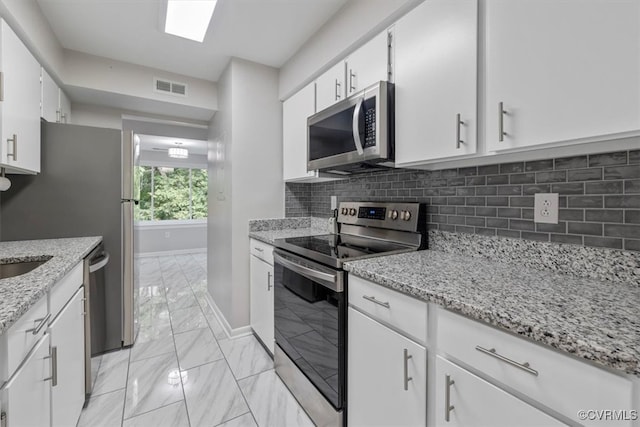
[273,249,345,410]
[307,81,392,172]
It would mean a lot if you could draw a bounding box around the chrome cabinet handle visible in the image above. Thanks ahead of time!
[475,345,538,376]
[0,71,4,101]
[267,271,272,291]
[44,346,58,386]
[403,348,413,391]
[456,113,464,149]
[498,102,507,142]
[352,97,364,155]
[26,314,51,335]
[254,247,264,252]
[335,79,341,101]
[56,109,61,123]
[349,69,356,92]
[445,374,455,422]
[362,295,390,308]
[61,113,67,123]
[6,134,17,161]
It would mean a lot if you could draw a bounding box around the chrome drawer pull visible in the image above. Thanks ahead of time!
[254,247,264,252]
[498,102,507,142]
[362,295,390,308]
[26,314,51,335]
[445,374,455,422]
[456,113,464,149]
[475,345,539,376]
[403,348,413,391]
[267,271,273,291]
[44,346,58,386]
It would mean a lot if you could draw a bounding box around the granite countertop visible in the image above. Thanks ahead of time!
[345,249,640,378]
[0,237,103,335]
[249,217,329,245]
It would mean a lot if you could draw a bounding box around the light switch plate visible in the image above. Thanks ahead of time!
[534,193,559,224]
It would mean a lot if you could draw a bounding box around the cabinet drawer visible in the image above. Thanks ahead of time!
[437,308,634,425]
[4,296,48,376]
[250,239,273,265]
[49,262,83,320]
[435,356,566,427]
[348,275,427,345]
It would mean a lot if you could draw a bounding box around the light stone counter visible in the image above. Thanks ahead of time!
[0,237,102,334]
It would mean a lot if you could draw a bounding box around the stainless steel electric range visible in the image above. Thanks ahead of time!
[272,202,427,427]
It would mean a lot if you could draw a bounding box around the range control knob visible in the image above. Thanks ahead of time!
[341,207,348,215]
[349,208,357,216]
[389,210,399,220]
[402,210,412,221]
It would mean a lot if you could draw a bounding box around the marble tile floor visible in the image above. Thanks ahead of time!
[77,252,314,427]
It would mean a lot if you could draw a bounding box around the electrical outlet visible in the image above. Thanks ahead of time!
[164,231,171,239]
[534,193,559,224]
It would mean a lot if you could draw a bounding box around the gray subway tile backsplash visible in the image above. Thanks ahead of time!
[285,149,640,252]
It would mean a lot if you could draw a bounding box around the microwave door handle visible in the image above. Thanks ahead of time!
[352,97,365,155]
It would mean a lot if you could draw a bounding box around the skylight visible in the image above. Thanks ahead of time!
[164,0,217,43]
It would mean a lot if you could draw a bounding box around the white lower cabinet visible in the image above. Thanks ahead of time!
[3,334,51,427]
[249,239,274,354]
[435,356,566,427]
[348,307,426,427]
[50,288,85,427]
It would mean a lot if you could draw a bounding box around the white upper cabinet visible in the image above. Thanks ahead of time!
[283,82,316,181]
[395,0,478,166]
[59,89,71,123]
[42,67,71,124]
[0,19,41,173]
[315,61,345,112]
[345,30,391,97]
[485,0,640,152]
[41,67,59,122]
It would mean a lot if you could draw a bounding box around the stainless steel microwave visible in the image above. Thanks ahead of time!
[307,81,394,174]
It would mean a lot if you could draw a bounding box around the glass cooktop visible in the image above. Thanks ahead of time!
[274,233,415,269]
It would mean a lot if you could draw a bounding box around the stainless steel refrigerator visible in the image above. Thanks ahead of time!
[1,122,139,354]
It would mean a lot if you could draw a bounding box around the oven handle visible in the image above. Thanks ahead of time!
[273,252,342,292]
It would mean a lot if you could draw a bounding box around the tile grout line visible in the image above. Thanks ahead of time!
[163,255,193,427]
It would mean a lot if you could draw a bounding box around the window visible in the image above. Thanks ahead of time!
[135,166,208,221]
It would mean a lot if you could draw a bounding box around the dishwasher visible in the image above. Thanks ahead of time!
[83,243,110,398]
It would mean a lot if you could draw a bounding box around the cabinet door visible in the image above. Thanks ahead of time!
[250,255,274,354]
[348,307,426,427]
[41,67,59,122]
[283,83,316,182]
[59,89,71,123]
[485,0,640,152]
[345,30,390,96]
[316,61,345,112]
[395,0,478,165]
[4,334,51,427]
[0,19,42,173]
[435,356,567,427]
[50,288,85,427]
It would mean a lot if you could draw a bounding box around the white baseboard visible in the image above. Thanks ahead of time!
[204,293,252,339]
[135,248,207,258]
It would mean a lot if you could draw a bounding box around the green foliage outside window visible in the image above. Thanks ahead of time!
[134,166,208,221]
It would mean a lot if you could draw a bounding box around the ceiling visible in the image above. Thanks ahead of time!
[137,134,208,156]
[36,0,348,82]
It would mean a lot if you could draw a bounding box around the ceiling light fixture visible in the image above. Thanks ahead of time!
[168,147,189,159]
[164,0,218,43]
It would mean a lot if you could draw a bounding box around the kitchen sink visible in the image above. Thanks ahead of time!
[0,257,52,279]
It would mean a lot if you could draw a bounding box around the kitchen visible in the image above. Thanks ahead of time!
[0,0,639,427]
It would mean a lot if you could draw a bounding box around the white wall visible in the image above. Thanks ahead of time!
[278,0,421,99]
[208,58,284,331]
[135,221,206,255]
[70,103,123,129]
